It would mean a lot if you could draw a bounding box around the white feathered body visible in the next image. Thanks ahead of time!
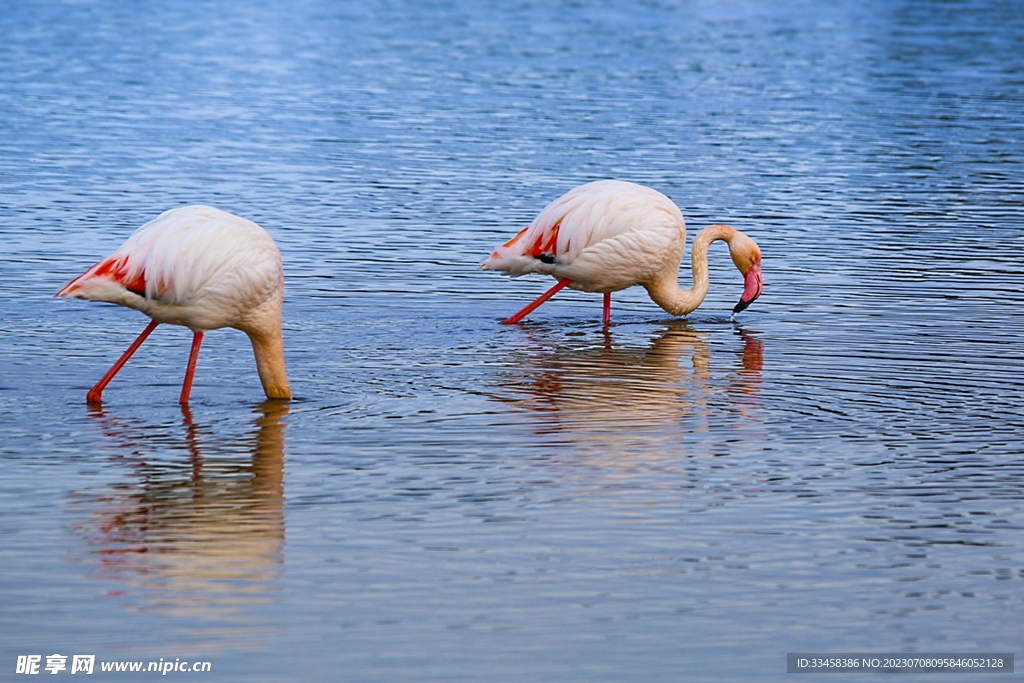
[58,206,284,332]
[481,180,687,293]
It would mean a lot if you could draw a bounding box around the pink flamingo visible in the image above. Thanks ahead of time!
[56,206,291,404]
[481,180,763,324]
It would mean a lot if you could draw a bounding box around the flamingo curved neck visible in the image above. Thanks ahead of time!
[249,331,291,400]
[236,288,292,400]
[644,224,735,316]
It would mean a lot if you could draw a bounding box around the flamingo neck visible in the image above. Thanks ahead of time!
[644,224,736,316]
[249,330,292,400]
[237,287,292,400]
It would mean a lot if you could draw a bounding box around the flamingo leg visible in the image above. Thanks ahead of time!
[602,292,611,325]
[86,319,160,404]
[179,331,204,405]
[502,279,572,324]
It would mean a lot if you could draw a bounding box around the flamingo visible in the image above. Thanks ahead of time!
[56,206,292,405]
[481,180,763,324]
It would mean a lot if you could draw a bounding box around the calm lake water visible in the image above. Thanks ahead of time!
[2,0,1023,681]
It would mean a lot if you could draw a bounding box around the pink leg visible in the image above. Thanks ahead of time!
[502,279,572,324]
[603,292,611,325]
[86,319,160,404]
[179,331,204,405]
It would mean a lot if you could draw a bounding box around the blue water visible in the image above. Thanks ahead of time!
[2,0,1023,681]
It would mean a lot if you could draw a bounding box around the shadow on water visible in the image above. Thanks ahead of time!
[490,321,765,459]
[65,402,289,649]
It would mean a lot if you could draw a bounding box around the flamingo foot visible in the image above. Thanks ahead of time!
[502,279,572,324]
[86,319,160,404]
[179,331,204,405]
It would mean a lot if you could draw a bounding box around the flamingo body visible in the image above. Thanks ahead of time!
[481,180,763,322]
[57,206,291,403]
[483,181,686,293]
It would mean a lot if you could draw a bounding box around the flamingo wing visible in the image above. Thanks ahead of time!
[56,206,283,330]
[481,180,686,292]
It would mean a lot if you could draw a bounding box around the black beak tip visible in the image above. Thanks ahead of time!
[733,298,751,314]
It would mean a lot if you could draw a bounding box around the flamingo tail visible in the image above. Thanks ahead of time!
[56,254,147,301]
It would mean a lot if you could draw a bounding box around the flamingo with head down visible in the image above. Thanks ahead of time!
[56,206,291,405]
[481,180,763,324]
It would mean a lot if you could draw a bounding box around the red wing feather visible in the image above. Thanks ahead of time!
[58,255,147,297]
[527,220,560,258]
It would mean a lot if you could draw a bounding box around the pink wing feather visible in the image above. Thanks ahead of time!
[56,206,283,331]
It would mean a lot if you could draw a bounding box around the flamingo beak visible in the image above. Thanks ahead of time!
[733,262,762,314]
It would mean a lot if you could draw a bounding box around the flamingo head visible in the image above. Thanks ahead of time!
[727,231,763,314]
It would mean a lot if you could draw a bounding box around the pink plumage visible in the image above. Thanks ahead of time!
[57,206,291,404]
[481,180,763,324]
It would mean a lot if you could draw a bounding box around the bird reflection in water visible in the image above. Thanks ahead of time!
[495,321,764,458]
[66,402,288,643]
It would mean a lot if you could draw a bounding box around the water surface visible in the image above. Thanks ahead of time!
[2,0,1023,681]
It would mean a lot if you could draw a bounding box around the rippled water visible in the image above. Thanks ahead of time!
[2,0,1023,681]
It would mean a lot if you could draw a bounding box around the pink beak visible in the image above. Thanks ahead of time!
[733,262,762,314]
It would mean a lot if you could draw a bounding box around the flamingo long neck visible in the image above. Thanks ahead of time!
[249,330,291,400]
[644,224,735,317]
[237,288,292,400]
